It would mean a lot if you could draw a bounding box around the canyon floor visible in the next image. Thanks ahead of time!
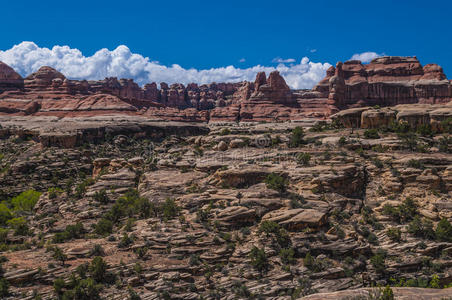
[0,116,451,299]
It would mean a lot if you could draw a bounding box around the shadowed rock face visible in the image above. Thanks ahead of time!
[0,56,451,122]
[0,61,23,90]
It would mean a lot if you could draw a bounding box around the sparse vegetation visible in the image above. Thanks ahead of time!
[265,173,287,194]
[289,126,306,148]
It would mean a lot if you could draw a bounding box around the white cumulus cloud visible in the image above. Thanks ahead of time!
[272,57,296,64]
[350,51,383,63]
[0,42,331,89]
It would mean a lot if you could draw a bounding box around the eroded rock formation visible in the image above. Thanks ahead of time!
[316,56,452,112]
[0,56,451,122]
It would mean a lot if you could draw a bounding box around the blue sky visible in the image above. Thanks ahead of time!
[0,0,450,87]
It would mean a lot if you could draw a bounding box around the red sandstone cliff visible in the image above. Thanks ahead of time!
[0,56,450,122]
[315,56,452,113]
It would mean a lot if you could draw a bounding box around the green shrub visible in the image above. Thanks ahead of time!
[289,126,306,148]
[0,278,9,297]
[265,173,287,194]
[398,132,420,151]
[0,203,12,226]
[429,274,441,289]
[52,222,85,243]
[52,246,67,266]
[381,285,394,300]
[94,218,113,236]
[296,152,311,166]
[162,198,180,220]
[338,136,347,146]
[435,218,452,242]
[407,216,435,239]
[89,256,108,283]
[75,178,95,199]
[7,217,29,236]
[279,248,296,265]
[417,124,433,137]
[382,198,417,223]
[406,159,424,169]
[440,117,452,134]
[386,227,401,242]
[103,189,157,223]
[53,277,65,296]
[219,128,231,136]
[303,252,315,270]
[89,244,105,257]
[11,190,41,212]
[370,251,386,273]
[118,233,133,248]
[249,246,268,272]
[372,158,384,169]
[63,277,102,299]
[0,228,8,243]
[364,129,380,139]
[93,189,109,204]
[48,187,63,199]
[438,136,452,153]
[259,220,291,249]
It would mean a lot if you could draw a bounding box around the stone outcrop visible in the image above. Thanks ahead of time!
[333,103,452,131]
[316,56,452,112]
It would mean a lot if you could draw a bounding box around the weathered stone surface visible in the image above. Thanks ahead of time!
[302,287,452,300]
[333,104,452,131]
[262,208,327,230]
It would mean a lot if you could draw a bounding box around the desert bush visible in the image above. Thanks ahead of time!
[370,250,386,273]
[11,190,41,212]
[438,136,452,153]
[53,222,85,243]
[279,248,296,265]
[364,129,380,139]
[162,198,180,220]
[93,189,109,204]
[75,178,95,199]
[53,277,65,297]
[338,136,347,146]
[288,126,306,148]
[118,233,133,248]
[249,246,268,272]
[259,220,290,248]
[265,173,287,194]
[386,227,402,242]
[0,203,12,226]
[89,256,108,283]
[89,244,105,257]
[435,218,452,242]
[407,216,435,239]
[417,124,433,137]
[7,217,29,236]
[406,159,424,169]
[52,246,67,266]
[95,218,113,236]
[48,187,63,199]
[219,128,231,136]
[382,197,417,223]
[0,278,9,297]
[372,158,384,169]
[296,152,311,166]
[63,277,102,300]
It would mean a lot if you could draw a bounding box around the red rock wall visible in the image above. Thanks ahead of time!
[0,56,450,122]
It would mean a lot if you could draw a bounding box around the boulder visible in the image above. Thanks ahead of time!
[361,108,397,129]
[262,208,327,230]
